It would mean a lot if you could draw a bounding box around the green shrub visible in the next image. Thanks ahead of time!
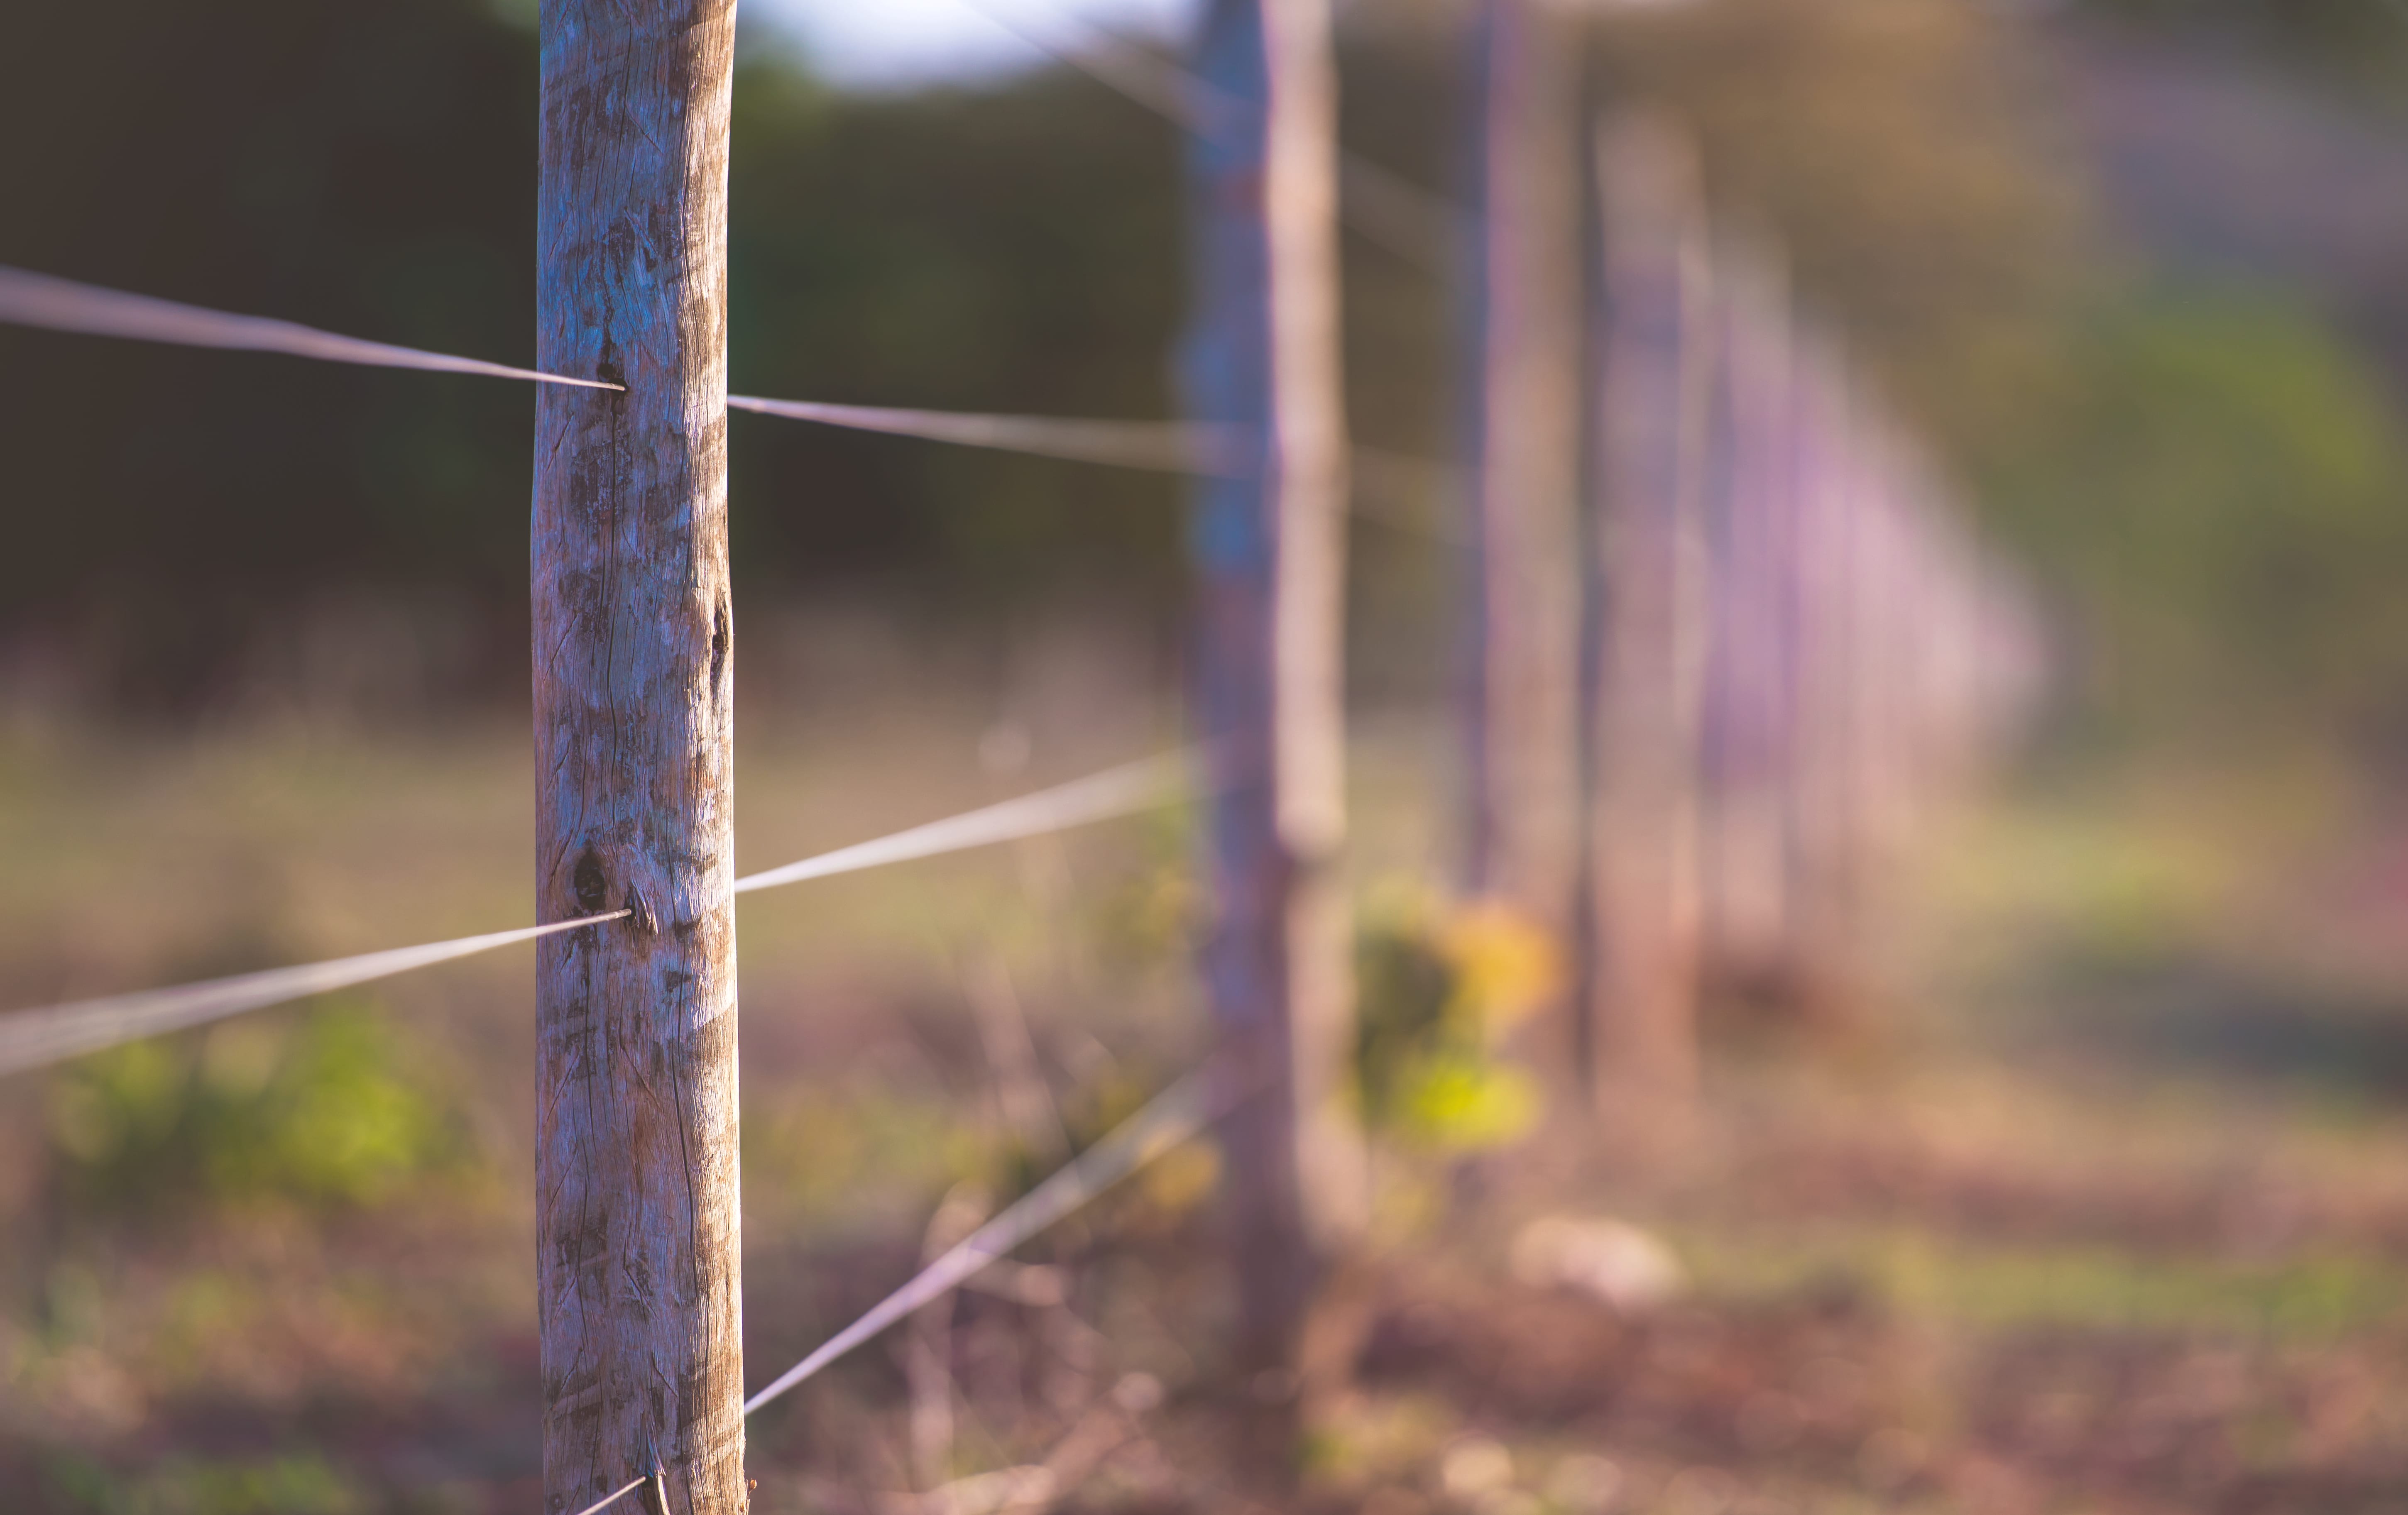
[47,997,455,1212]
[47,1451,363,1515]
[1353,889,1552,1154]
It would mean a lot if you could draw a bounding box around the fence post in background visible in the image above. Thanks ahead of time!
[1179,0,1366,1405]
[1462,0,1583,951]
[1782,335,1865,1025]
[1696,245,1800,1012]
[1584,109,1715,1134]
[532,5,745,1513]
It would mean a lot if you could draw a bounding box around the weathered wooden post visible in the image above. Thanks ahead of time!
[1462,0,1583,942]
[1179,0,1365,1395]
[532,5,744,1513]
[1584,108,1715,1130]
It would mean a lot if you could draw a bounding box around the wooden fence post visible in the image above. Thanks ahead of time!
[1696,246,1799,1002]
[532,4,744,1512]
[1179,0,1365,1393]
[1584,108,1715,1130]
[1462,0,1583,947]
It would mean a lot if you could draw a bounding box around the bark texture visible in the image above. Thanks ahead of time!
[533,4,744,1512]
[1179,0,1365,1378]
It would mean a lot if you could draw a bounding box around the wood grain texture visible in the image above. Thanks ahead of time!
[532,3,744,1511]
[1179,0,1363,1376]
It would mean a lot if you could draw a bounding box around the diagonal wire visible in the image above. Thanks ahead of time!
[0,264,622,391]
[950,0,1465,273]
[728,392,1466,545]
[548,1054,1252,1513]
[0,750,1200,1078]
[564,1476,648,1515]
[742,1053,1252,1419]
[732,749,1194,896]
[727,394,1252,476]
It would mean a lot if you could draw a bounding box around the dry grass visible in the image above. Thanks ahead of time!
[6,642,2408,1514]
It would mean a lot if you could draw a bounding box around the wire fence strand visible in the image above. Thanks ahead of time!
[2,262,1464,540]
[565,1476,649,1515]
[729,392,1463,543]
[0,911,628,1077]
[728,394,1251,476]
[554,1055,1243,1515]
[732,750,1194,896]
[0,265,621,391]
[0,750,1198,1077]
[742,1054,1247,1419]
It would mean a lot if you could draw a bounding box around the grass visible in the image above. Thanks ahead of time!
[1678,1221,2408,1342]
[7,663,2408,1512]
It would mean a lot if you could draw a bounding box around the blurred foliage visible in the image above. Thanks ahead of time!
[45,1452,363,1515]
[1354,889,1553,1153]
[1682,1218,2408,1342]
[1989,287,2408,755]
[0,0,1457,708]
[0,0,1200,704]
[743,1053,1221,1241]
[7,0,2405,794]
[1589,0,2089,457]
[47,998,456,1211]
[1586,0,2408,772]
[0,0,543,708]
[744,1072,991,1233]
[722,59,1191,611]
[2076,0,2408,88]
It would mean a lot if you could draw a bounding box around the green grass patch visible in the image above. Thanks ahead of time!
[1675,1221,2408,1341]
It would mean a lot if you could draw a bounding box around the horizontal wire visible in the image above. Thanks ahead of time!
[743,1053,1250,1419]
[730,391,1466,545]
[1,267,1461,536]
[729,394,1251,476]
[0,264,621,391]
[0,750,1199,1078]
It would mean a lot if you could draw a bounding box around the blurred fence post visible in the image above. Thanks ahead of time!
[1179,0,1366,1400]
[1584,108,1715,1131]
[1463,0,1583,948]
[532,4,745,1512]
[1782,335,1866,1021]
[1697,245,1801,1004]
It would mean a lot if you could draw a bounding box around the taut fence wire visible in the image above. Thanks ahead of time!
[564,1054,1251,1515]
[1,263,1462,537]
[0,264,620,390]
[0,750,1199,1078]
[726,393,1252,476]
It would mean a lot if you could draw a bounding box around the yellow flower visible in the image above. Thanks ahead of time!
[1439,904,1561,1034]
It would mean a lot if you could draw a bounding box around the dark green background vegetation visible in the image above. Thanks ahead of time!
[3,0,2406,772]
